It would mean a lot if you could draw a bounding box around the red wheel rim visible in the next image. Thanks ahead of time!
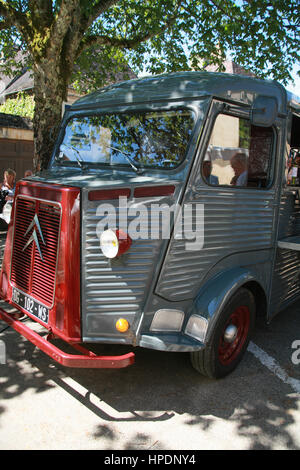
[218,306,250,366]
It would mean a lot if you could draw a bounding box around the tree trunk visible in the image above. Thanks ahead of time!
[32,61,68,171]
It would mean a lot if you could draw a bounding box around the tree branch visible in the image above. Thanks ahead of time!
[78,32,153,53]
[28,0,53,26]
[77,0,182,56]
[206,0,242,22]
[0,0,29,32]
[48,0,118,57]
[50,0,81,46]
[0,18,14,30]
[85,0,122,28]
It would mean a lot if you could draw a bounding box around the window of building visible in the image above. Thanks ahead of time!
[202,113,274,188]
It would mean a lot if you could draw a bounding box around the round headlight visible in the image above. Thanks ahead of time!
[100,229,119,258]
[100,229,132,258]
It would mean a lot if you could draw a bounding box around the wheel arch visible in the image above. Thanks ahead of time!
[189,267,268,345]
[242,280,268,320]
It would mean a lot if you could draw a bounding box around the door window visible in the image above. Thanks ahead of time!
[202,113,274,188]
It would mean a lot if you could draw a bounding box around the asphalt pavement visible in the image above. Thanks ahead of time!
[0,231,300,451]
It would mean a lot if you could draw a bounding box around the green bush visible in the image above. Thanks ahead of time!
[0,93,34,119]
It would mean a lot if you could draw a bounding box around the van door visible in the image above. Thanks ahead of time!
[270,111,300,317]
[156,100,279,305]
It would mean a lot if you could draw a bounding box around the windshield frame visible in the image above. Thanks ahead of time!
[50,103,201,173]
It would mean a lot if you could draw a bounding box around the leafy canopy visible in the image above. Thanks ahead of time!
[0,0,299,92]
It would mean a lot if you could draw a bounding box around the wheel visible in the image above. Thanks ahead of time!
[190,288,255,379]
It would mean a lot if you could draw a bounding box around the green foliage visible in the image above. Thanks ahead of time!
[0,93,34,119]
[92,0,299,86]
[72,47,134,94]
[0,0,298,168]
[0,0,298,89]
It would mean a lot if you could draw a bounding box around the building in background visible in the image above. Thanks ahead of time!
[0,52,137,180]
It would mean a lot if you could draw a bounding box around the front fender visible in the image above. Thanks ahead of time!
[188,267,263,344]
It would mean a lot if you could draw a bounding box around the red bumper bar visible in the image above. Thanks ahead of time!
[0,308,135,368]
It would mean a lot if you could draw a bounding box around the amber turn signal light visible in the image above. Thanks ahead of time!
[116,318,130,333]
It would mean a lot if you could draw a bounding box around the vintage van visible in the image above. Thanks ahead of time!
[0,71,299,378]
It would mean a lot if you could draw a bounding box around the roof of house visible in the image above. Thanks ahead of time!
[0,69,33,96]
[0,50,137,98]
[205,60,256,78]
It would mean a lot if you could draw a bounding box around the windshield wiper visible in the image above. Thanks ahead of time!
[106,145,143,174]
[58,144,87,169]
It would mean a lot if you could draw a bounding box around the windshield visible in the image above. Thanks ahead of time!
[53,109,195,171]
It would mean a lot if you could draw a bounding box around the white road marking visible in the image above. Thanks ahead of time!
[248,341,300,395]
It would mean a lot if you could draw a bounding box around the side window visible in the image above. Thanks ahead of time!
[202,113,274,188]
[286,113,300,186]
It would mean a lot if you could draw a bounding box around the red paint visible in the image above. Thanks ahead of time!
[134,185,175,197]
[11,198,60,306]
[53,186,81,340]
[115,229,132,256]
[0,180,137,368]
[0,307,135,368]
[88,188,131,201]
[18,180,63,202]
[218,306,250,366]
[1,181,82,343]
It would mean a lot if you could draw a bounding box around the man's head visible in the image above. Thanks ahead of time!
[202,152,213,179]
[4,169,16,187]
[202,160,212,178]
[230,153,247,176]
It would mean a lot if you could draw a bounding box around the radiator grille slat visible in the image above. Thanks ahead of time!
[11,197,61,307]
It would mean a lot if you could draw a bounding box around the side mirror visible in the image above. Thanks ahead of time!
[251,95,278,127]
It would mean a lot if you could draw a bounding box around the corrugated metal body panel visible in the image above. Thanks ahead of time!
[81,191,175,340]
[270,191,300,315]
[156,187,276,301]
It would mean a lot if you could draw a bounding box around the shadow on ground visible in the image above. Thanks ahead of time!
[1,308,299,450]
[0,231,300,449]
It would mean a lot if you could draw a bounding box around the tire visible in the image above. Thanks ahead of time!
[190,288,255,379]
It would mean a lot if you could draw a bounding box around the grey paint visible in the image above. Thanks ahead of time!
[31,71,300,351]
[73,71,288,115]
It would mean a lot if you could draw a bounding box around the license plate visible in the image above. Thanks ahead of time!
[12,288,49,323]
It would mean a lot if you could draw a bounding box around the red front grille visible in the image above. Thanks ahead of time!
[11,196,61,307]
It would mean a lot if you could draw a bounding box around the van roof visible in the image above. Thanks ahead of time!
[72,71,299,115]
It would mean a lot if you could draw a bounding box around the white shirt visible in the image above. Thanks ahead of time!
[236,171,248,186]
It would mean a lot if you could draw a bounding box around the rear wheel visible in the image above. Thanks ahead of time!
[190,288,255,379]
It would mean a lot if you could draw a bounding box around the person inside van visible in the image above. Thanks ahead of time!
[2,168,16,200]
[230,153,248,186]
[202,155,219,185]
[1,168,16,225]
[0,189,8,231]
